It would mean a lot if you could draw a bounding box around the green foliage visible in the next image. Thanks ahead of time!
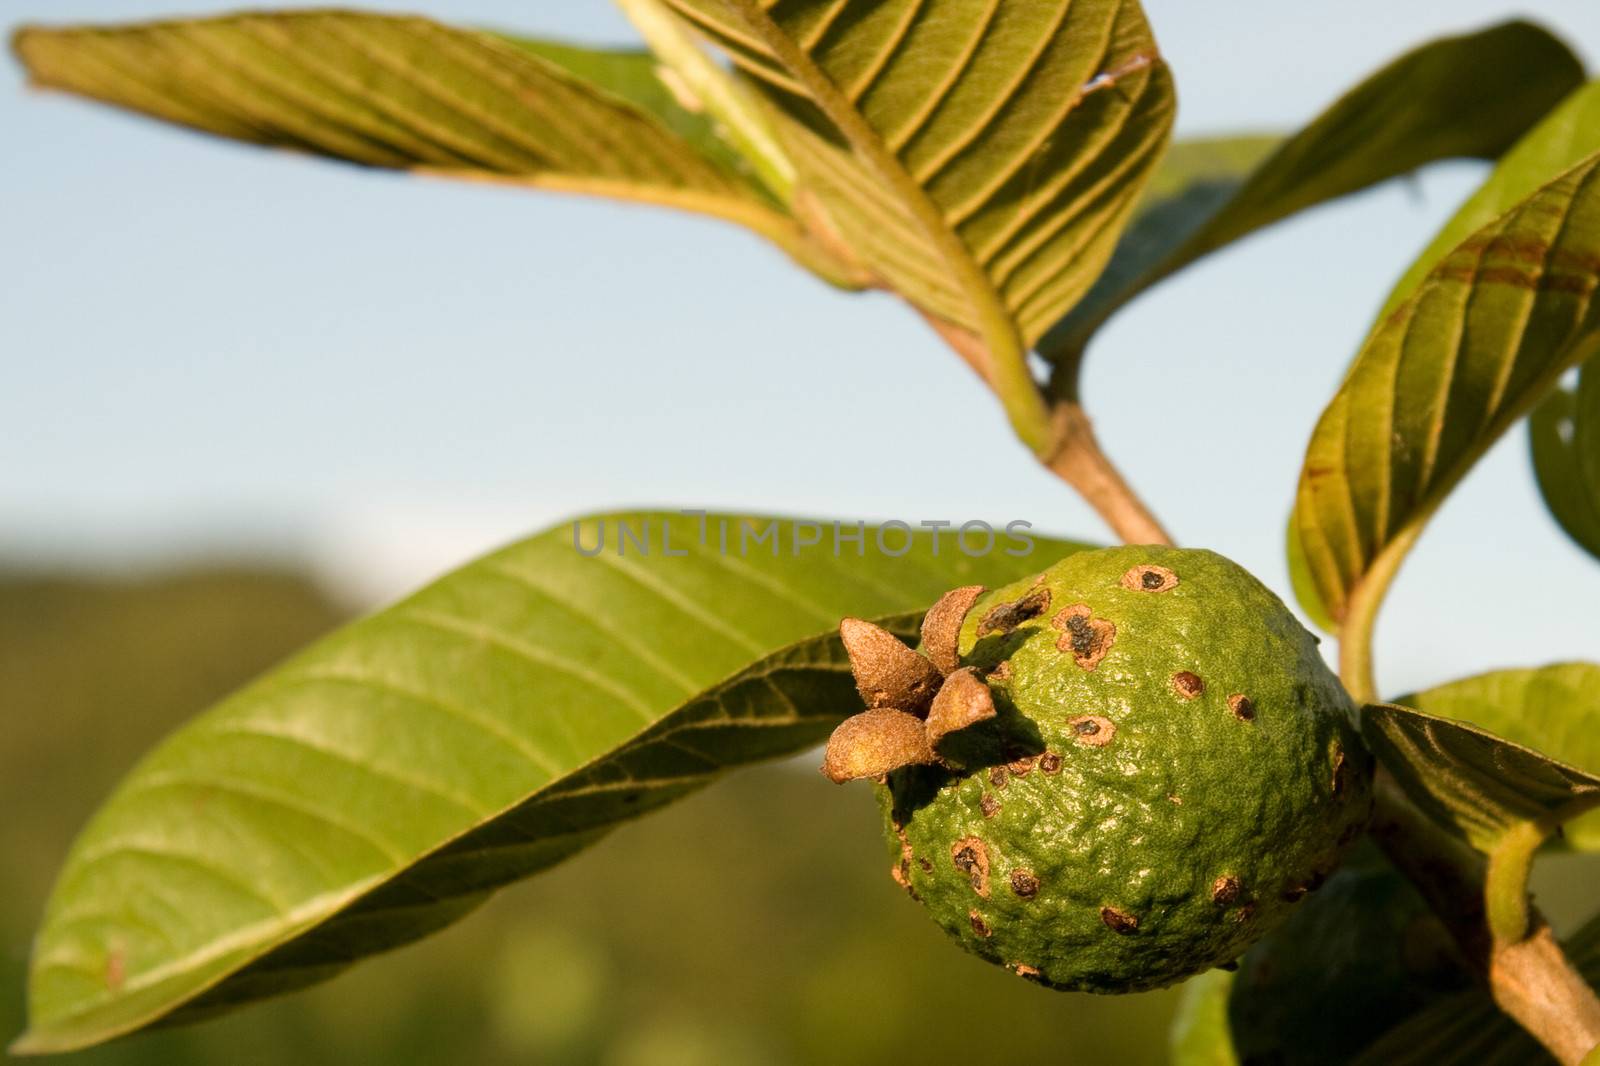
[1290,86,1600,639]
[1362,702,1600,942]
[1353,909,1600,1065]
[1039,20,1586,379]
[10,2,1600,1059]
[1531,364,1600,561]
[8,11,863,285]
[1400,664,1600,850]
[0,569,1186,1066]
[654,0,1175,450]
[1363,703,1600,856]
[1226,865,1470,1065]
[12,513,1086,1053]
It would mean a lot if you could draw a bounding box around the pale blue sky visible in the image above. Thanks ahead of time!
[3,1,1599,697]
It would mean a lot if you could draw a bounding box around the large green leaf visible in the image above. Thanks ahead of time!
[1353,908,1600,1066]
[1037,20,1584,377]
[1362,702,1600,941]
[13,512,1086,1053]
[658,0,1175,447]
[9,11,863,285]
[1290,91,1600,639]
[1364,702,1600,856]
[1531,363,1600,561]
[1399,664,1600,851]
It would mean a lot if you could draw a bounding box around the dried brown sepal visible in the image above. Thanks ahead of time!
[1227,693,1257,722]
[1121,564,1178,593]
[1051,603,1116,669]
[839,617,943,713]
[977,587,1051,637]
[920,584,985,675]
[926,667,998,749]
[820,709,934,783]
[1171,671,1205,700]
[1068,714,1116,747]
[951,836,991,897]
[1101,906,1139,934]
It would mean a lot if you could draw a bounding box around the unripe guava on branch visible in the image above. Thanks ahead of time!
[822,546,1373,993]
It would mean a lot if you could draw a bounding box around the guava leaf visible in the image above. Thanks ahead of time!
[1037,20,1584,376]
[1531,363,1600,562]
[13,512,1086,1054]
[1362,702,1600,942]
[8,11,862,284]
[1364,702,1600,855]
[1352,907,1600,1066]
[1169,969,1240,1066]
[1399,663,1600,851]
[657,0,1176,368]
[1290,82,1600,632]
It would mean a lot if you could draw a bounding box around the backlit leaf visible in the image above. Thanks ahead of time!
[14,512,1086,1053]
[1038,20,1584,375]
[10,11,863,284]
[659,0,1176,420]
[1290,94,1600,633]
[1400,663,1600,850]
[1530,363,1600,562]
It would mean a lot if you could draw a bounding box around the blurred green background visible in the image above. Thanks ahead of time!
[1,566,1186,1065]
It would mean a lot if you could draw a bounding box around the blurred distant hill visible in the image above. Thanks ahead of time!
[0,566,1178,1065]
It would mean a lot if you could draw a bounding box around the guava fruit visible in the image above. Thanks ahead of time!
[822,546,1373,993]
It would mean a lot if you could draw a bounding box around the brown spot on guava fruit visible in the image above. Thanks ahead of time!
[1227,693,1256,722]
[1068,714,1116,747]
[969,910,992,937]
[951,836,991,898]
[1039,752,1062,774]
[1211,875,1242,905]
[1121,564,1178,593]
[1010,870,1040,899]
[981,794,1001,818]
[1051,603,1115,669]
[977,588,1051,637]
[1101,906,1139,934]
[1172,671,1205,699]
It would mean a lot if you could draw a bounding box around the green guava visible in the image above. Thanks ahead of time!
[879,546,1373,993]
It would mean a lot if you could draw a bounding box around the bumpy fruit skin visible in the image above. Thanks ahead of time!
[879,546,1373,993]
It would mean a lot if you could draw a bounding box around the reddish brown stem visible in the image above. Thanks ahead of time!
[1041,402,1173,546]
[1370,770,1600,1064]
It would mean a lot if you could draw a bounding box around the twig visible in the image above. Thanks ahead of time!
[1369,770,1600,1064]
[1041,402,1173,546]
